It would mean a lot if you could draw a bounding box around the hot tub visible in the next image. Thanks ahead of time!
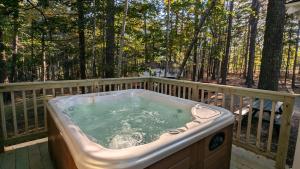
[47,89,234,169]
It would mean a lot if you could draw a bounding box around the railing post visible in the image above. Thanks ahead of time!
[293,119,300,169]
[276,96,295,169]
[148,78,153,91]
[192,85,199,101]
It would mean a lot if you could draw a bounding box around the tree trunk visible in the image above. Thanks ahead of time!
[199,38,207,81]
[246,0,260,88]
[77,0,87,79]
[117,0,129,77]
[285,24,293,85]
[292,21,300,89]
[258,0,285,91]
[220,0,234,84]
[41,31,47,81]
[243,21,250,78]
[143,13,149,65]
[0,28,8,84]
[31,20,36,81]
[192,1,200,82]
[10,6,19,82]
[105,0,115,78]
[176,0,217,79]
[92,0,97,78]
[165,0,171,77]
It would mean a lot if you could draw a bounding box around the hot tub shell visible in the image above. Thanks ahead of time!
[47,89,234,169]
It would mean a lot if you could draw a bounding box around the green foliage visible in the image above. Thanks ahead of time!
[0,0,298,82]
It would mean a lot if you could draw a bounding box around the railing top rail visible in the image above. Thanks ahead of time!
[0,77,149,92]
[150,77,298,100]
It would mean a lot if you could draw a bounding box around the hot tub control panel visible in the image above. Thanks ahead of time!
[209,132,225,151]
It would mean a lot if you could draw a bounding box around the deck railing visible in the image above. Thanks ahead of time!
[0,77,296,169]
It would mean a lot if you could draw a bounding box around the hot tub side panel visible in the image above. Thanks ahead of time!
[48,111,78,169]
[145,125,233,169]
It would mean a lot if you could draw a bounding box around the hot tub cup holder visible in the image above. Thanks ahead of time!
[192,104,221,119]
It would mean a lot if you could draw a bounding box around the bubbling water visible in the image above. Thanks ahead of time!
[64,94,193,149]
[109,122,144,149]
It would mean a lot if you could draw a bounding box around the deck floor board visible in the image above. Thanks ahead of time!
[28,143,44,169]
[0,141,280,169]
[15,147,29,169]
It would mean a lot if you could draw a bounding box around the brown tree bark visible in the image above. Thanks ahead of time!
[221,0,234,84]
[192,1,200,82]
[243,21,250,78]
[117,0,129,77]
[77,0,87,79]
[258,0,285,91]
[285,25,293,85]
[92,0,97,78]
[246,0,260,87]
[292,21,300,89]
[10,2,19,82]
[176,0,217,79]
[105,0,115,78]
[165,0,171,77]
[0,28,8,84]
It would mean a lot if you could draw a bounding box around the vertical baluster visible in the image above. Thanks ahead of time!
[52,88,55,96]
[188,87,191,99]
[77,86,80,94]
[143,81,146,89]
[221,93,226,107]
[43,89,47,130]
[246,98,253,143]
[0,93,7,139]
[120,83,123,90]
[183,87,186,99]
[236,96,243,141]
[69,87,73,95]
[169,84,172,96]
[230,94,234,112]
[22,91,28,132]
[164,83,168,94]
[125,84,128,90]
[10,91,18,135]
[130,83,133,89]
[256,99,264,148]
[85,86,88,93]
[214,91,218,106]
[267,101,276,152]
[201,89,205,103]
[61,88,64,95]
[33,90,38,129]
[178,86,181,98]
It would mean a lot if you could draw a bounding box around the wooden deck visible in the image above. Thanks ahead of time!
[0,139,280,169]
[0,142,54,169]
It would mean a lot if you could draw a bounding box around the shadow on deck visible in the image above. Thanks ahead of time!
[0,139,279,169]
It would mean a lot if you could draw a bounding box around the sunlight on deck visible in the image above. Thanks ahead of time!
[0,138,283,169]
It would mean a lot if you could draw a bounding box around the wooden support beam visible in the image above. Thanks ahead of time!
[276,97,295,169]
